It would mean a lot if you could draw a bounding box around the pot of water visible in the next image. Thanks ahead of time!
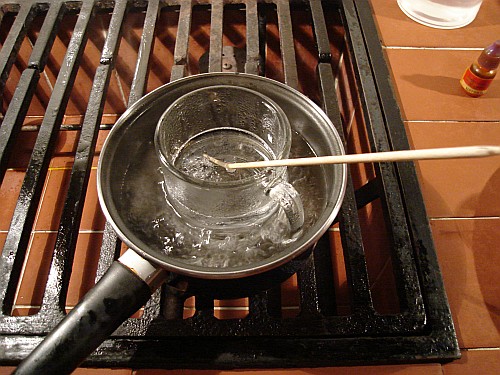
[14,73,347,374]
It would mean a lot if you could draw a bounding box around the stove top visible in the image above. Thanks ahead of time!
[0,0,459,369]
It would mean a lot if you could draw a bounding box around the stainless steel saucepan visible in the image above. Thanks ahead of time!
[14,73,347,374]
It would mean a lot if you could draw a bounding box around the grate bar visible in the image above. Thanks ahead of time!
[0,69,39,182]
[296,253,321,315]
[0,2,66,183]
[249,292,271,317]
[100,1,129,63]
[129,0,159,105]
[309,232,337,315]
[257,4,267,76]
[316,61,374,313]
[0,332,458,368]
[41,0,129,314]
[100,0,164,329]
[195,295,215,316]
[354,177,381,209]
[95,0,167,326]
[92,0,164,331]
[275,0,298,89]
[98,0,162,281]
[118,290,162,335]
[95,223,121,282]
[0,2,37,98]
[249,287,281,318]
[0,0,94,316]
[354,0,457,342]
[208,0,224,73]
[335,132,373,313]
[309,21,343,317]
[171,0,191,81]
[244,0,259,74]
[309,0,331,62]
[340,0,425,317]
[28,1,66,69]
[316,62,341,121]
[162,289,185,320]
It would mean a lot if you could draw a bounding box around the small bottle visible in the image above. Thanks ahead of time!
[460,40,500,97]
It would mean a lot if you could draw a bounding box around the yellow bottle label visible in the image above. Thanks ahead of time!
[460,68,493,97]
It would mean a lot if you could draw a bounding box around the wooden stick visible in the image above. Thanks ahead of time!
[204,145,500,170]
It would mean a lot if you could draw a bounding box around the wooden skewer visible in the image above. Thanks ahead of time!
[204,145,500,170]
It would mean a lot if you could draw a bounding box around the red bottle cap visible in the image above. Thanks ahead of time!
[478,40,500,70]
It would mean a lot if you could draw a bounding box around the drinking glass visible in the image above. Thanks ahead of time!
[397,0,484,29]
[155,85,304,234]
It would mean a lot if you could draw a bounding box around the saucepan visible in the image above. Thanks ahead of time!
[14,73,347,374]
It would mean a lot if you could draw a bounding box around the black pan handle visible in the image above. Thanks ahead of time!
[14,251,166,375]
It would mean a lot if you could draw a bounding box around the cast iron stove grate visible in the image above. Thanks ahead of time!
[0,0,460,369]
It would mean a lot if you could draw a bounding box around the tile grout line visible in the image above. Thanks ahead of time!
[402,119,500,124]
[46,166,99,171]
[383,46,484,51]
[113,68,129,108]
[430,216,500,221]
[12,232,37,312]
[465,347,500,351]
[28,36,54,93]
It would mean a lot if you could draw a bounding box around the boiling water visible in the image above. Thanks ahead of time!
[397,0,483,29]
[121,130,327,268]
[173,127,274,182]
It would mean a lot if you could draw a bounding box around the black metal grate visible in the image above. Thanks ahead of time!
[0,0,459,369]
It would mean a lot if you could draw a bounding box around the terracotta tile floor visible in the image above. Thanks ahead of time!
[431,218,500,349]
[371,2,500,375]
[407,121,500,218]
[385,48,499,121]
[369,0,499,48]
[2,0,499,374]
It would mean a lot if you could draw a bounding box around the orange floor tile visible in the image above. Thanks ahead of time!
[143,366,444,375]
[431,218,500,349]
[442,349,500,375]
[373,3,499,375]
[370,0,499,48]
[385,48,499,121]
[406,121,500,218]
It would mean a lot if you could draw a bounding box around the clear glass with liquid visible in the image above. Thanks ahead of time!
[397,0,483,29]
[154,85,304,242]
[167,126,290,225]
[121,129,324,269]
[174,127,274,184]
